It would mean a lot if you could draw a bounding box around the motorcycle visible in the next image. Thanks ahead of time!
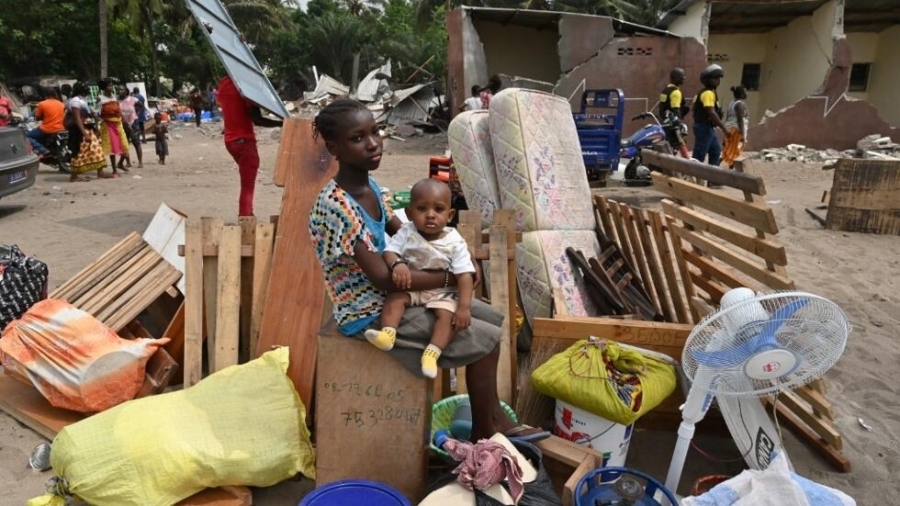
[11,116,72,173]
[618,111,689,185]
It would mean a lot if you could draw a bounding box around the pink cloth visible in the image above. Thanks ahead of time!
[443,438,525,503]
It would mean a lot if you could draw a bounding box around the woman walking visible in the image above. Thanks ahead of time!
[65,82,109,181]
[97,78,130,175]
[722,85,749,168]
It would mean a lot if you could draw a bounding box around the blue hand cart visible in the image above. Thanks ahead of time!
[573,89,624,187]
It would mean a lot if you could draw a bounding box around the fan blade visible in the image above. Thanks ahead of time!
[691,339,762,368]
[757,299,809,347]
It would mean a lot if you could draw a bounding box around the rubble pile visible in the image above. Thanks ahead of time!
[749,134,900,164]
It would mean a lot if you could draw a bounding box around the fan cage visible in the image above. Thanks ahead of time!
[682,291,850,397]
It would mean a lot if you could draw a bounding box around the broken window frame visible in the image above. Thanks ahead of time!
[849,63,872,93]
[741,63,762,92]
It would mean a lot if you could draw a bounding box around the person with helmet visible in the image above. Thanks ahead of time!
[692,64,727,167]
[659,67,688,120]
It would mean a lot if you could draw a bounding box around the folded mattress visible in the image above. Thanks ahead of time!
[448,110,500,226]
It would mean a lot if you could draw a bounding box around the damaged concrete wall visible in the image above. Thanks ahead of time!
[473,19,560,85]
[708,33,766,124]
[760,1,836,116]
[748,38,900,150]
[555,16,707,138]
[867,26,900,126]
[667,0,709,44]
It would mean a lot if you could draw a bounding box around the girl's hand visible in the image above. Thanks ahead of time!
[392,264,412,290]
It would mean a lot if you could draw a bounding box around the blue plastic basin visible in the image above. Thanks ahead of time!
[300,479,411,506]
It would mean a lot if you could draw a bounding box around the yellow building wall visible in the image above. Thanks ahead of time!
[761,1,836,115]
[868,26,900,126]
[668,1,707,43]
[707,33,767,124]
[846,32,879,101]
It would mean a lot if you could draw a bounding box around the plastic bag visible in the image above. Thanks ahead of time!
[531,339,676,426]
[0,299,167,412]
[33,348,315,506]
[0,244,49,331]
[423,439,562,506]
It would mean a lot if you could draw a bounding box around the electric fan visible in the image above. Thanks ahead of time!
[664,288,850,493]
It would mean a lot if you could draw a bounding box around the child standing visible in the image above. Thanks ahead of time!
[365,179,476,378]
[152,112,169,165]
[722,85,749,168]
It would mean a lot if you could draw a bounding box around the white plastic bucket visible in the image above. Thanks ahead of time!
[552,400,634,467]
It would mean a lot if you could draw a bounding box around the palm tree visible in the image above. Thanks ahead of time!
[99,0,109,77]
[108,0,169,95]
[304,12,369,82]
[222,0,297,47]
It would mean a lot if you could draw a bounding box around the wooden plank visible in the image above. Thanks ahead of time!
[273,117,301,187]
[593,194,617,244]
[635,208,674,322]
[661,200,788,266]
[606,201,638,277]
[177,244,255,257]
[643,149,766,194]
[239,217,256,363]
[316,324,430,501]
[103,265,182,332]
[143,203,187,293]
[535,434,604,469]
[688,267,727,302]
[652,173,779,234]
[767,399,850,472]
[649,211,689,323]
[214,225,242,372]
[666,217,699,322]
[671,224,795,290]
[250,222,275,362]
[51,233,144,300]
[532,317,692,359]
[59,239,148,305]
[183,219,205,387]
[162,302,187,385]
[777,391,842,450]
[75,245,156,313]
[795,384,835,420]
[826,159,900,235]
[682,248,766,293]
[202,218,224,367]
[256,118,338,409]
[0,374,85,440]
[563,454,600,506]
[489,210,515,406]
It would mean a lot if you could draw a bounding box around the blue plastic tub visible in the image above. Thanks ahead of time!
[574,467,677,506]
[300,479,411,506]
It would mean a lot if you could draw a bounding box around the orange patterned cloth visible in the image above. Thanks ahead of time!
[722,127,745,167]
[0,299,168,413]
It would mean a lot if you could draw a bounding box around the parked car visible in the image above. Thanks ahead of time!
[0,126,39,200]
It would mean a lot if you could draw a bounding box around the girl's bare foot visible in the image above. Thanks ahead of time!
[70,175,90,182]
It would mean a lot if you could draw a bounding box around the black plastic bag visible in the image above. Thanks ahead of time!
[425,440,563,506]
[0,245,49,331]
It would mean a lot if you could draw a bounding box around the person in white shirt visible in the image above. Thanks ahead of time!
[365,179,476,379]
[462,85,483,112]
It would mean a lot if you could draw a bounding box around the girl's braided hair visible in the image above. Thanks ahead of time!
[312,98,369,141]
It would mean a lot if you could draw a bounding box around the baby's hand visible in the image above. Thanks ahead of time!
[453,306,471,331]
[392,264,412,289]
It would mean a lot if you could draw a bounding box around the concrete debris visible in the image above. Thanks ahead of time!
[750,134,900,164]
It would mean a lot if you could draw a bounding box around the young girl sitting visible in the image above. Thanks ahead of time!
[308,98,549,443]
[366,178,475,378]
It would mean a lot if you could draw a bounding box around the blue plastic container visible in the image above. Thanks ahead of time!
[300,479,411,506]
[574,467,677,506]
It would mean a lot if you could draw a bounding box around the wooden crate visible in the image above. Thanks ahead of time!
[826,158,900,235]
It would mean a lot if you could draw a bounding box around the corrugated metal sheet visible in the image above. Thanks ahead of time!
[386,85,435,126]
[185,0,289,118]
[357,61,392,102]
[305,75,350,103]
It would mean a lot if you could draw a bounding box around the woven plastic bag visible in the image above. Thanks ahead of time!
[30,348,315,506]
[0,299,166,413]
[531,338,676,426]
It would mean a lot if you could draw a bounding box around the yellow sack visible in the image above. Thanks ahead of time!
[35,348,315,506]
[531,339,676,426]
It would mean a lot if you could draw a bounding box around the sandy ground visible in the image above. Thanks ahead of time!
[1,125,898,504]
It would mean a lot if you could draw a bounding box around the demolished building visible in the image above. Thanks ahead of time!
[446,7,708,139]
[662,0,900,150]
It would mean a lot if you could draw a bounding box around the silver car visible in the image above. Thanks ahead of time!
[0,126,39,199]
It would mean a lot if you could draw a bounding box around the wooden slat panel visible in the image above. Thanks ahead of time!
[239,217,256,363]
[643,149,767,195]
[606,200,637,274]
[688,266,727,302]
[652,173,779,234]
[666,217,699,323]
[250,222,275,361]
[103,263,182,332]
[775,392,843,450]
[649,211,689,323]
[619,203,658,313]
[202,218,224,365]
[682,248,766,293]
[767,398,850,472]
[661,200,788,265]
[671,224,795,290]
[826,158,900,235]
[184,219,205,387]
[256,118,338,409]
[593,194,618,244]
[62,241,149,306]
[79,246,156,314]
[214,225,242,372]
[795,384,835,420]
[532,317,692,360]
[51,233,144,300]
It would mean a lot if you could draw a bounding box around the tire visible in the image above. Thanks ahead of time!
[55,145,72,174]
[624,157,640,180]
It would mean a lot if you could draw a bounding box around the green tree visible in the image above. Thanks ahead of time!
[108,0,170,95]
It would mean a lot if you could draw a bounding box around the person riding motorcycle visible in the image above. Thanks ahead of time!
[26,88,67,158]
[658,68,691,158]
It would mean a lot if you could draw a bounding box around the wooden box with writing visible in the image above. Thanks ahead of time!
[315,322,431,501]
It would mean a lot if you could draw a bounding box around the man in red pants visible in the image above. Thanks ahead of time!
[217,75,283,217]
